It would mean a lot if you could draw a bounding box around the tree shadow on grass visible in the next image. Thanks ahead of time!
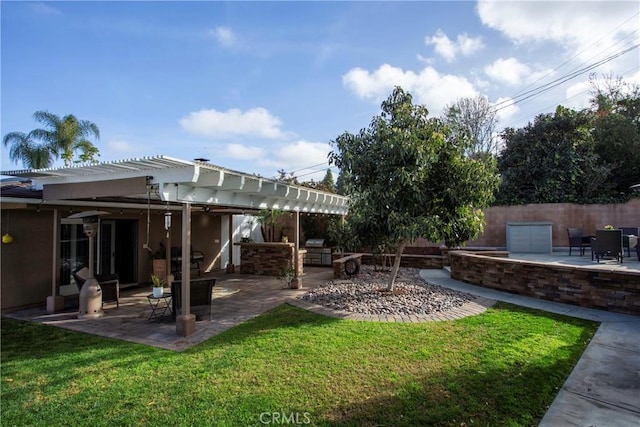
[318,314,597,427]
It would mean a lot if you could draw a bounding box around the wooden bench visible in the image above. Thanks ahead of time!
[333,253,363,279]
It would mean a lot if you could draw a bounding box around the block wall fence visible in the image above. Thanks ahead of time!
[412,198,640,249]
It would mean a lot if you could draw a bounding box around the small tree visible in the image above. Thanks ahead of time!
[330,87,499,291]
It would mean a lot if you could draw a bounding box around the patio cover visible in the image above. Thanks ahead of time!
[1,155,349,214]
[1,156,349,336]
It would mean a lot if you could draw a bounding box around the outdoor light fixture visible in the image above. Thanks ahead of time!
[68,210,109,319]
[164,211,172,237]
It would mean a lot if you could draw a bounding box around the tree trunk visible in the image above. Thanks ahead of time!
[387,240,407,292]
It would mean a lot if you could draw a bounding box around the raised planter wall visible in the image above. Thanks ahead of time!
[237,242,305,276]
[334,252,444,269]
[449,250,640,315]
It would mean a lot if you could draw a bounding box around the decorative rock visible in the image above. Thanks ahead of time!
[299,266,473,315]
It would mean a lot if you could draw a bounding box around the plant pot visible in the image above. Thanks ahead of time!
[153,287,164,298]
[152,259,167,280]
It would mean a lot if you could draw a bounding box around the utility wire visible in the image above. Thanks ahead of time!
[493,43,639,113]
[505,12,639,102]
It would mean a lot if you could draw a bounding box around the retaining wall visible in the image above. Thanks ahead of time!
[449,250,640,315]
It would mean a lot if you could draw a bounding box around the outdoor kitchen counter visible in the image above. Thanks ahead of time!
[235,242,306,276]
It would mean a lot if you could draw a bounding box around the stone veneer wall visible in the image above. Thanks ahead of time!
[449,251,640,315]
[237,243,305,276]
[334,252,444,269]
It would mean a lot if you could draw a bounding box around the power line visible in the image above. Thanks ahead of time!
[493,43,639,113]
[505,12,639,102]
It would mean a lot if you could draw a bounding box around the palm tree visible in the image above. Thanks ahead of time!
[3,111,101,168]
[2,131,55,169]
[30,111,100,166]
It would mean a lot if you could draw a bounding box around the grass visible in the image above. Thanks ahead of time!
[1,302,597,426]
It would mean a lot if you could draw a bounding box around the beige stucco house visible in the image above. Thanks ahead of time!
[0,156,348,335]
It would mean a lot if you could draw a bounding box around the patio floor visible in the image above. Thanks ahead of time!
[6,267,334,351]
[5,251,638,351]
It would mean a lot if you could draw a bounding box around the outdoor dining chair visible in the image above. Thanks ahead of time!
[592,229,623,263]
[618,227,639,258]
[567,228,592,256]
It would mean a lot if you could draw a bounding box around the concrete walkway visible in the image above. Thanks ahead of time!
[420,269,640,427]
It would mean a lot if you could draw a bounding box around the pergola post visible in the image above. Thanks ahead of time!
[176,202,195,337]
[46,208,64,313]
[291,210,302,289]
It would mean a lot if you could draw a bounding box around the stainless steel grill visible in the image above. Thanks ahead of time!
[303,238,332,266]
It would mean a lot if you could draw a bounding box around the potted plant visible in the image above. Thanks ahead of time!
[151,274,166,298]
[277,262,297,288]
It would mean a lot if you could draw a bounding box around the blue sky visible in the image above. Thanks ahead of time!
[2,1,638,181]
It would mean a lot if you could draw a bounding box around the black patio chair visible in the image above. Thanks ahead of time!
[592,229,623,263]
[618,227,639,258]
[171,277,216,321]
[567,228,592,256]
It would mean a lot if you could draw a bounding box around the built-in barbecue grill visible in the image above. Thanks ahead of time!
[303,238,333,266]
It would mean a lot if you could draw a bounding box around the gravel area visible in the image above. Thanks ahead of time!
[298,266,474,315]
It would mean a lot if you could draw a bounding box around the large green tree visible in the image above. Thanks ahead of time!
[589,75,640,193]
[3,110,100,168]
[329,87,499,290]
[496,106,610,204]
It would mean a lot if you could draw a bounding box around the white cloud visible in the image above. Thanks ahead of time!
[223,143,265,160]
[342,64,478,116]
[484,57,550,86]
[256,140,332,181]
[107,140,138,153]
[425,29,484,62]
[30,2,62,15]
[209,26,236,47]
[477,0,638,52]
[564,80,593,110]
[493,96,519,123]
[180,107,285,139]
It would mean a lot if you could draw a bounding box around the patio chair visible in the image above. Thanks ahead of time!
[618,227,639,258]
[567,228,592,256]
[170,246,205,278]
[591,229,623,263]
[171,277,216,321]
[72,267,120,308]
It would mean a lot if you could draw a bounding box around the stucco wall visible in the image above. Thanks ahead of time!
[1,208,54,310]
[1,206,225,311]
[413,198,640,248]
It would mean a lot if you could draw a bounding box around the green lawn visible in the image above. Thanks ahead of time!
[1,303,597,426]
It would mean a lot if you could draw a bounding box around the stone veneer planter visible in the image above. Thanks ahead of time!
[236,242,305,276]
[334,252,445,269]
[449,250,640,315]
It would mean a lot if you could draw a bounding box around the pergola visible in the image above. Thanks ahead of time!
[1,155,349,335]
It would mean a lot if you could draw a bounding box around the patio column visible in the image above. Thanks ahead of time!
[228,214,234,272]
[176,202,196,337]
[47,208,64,313]
[291,210,302,288]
